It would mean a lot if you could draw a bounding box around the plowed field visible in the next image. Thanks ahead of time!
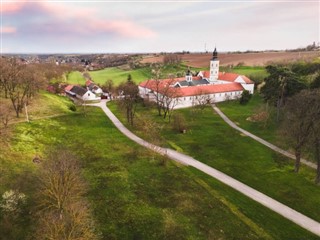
[141,51,320,67]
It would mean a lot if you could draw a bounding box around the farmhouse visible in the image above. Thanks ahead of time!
[65,85,101,101]
[139,48,254,109]
[85,80,103,95]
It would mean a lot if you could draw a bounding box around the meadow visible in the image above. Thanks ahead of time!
[66,64,205,86]
[1,92,318,239]
[109,100,320,226]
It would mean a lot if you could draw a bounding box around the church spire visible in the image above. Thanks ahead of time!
[212,47,218,60]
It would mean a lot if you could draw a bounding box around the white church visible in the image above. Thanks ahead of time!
[139,48,254,109]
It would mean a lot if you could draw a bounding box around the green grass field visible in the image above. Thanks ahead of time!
[1,92,318,239]
[66,71,84,85]
[109,101,320,226]
[89,67,152,85]
[217,94,279,144]
[66,64,204,86]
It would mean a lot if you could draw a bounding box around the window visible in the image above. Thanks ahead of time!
[216,64,218,67]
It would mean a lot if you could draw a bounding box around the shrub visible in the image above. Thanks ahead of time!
[172,113,187,133]
[239,90,252,105]
[69,104,77,112]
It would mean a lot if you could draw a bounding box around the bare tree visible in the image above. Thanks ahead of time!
[163,54,181,65]
[0,58,25,101]
[33,149,98,240]
[192,89,213,110]
[160,79,180,121]
[282,90,319,173]
[117,79,139,126]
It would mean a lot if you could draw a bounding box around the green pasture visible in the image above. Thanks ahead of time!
[66,71,84,85]
[109,101,320,227]
[0,91,318,239]
[89,67,152,85]
[217,94,279,144]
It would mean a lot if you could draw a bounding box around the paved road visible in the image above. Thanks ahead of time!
[212,105,317,170]
[88,101,320,237]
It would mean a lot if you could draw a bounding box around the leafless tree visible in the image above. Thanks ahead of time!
[160,79,180,121]
[282,90,320,173]
[117,80,139,126]
[163,54,181,65]
[192,89,214,110]
[33,149,98,240]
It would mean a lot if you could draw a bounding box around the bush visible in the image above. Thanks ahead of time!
[172,113,187,133]
[239,90,252,105]
[69,104,77,112]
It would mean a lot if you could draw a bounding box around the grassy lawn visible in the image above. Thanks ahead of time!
[109,101,320,226]
[89,67,152,85]
[66,71,85,85]
[66,64,204,87]
[1,92,318,239]
[217,94,279,144]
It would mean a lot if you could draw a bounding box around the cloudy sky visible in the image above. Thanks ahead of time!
[1,0,319,53]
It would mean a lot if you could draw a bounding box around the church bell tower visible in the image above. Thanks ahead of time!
[209,47,219,83]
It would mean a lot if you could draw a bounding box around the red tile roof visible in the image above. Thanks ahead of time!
[240,75,254,84]
[86,80,93,86]
[140,79,244,97]
[200,71,253,84]
[176,83,244,97]
[203,71,210,78]
[218,72,239,82]
[64,85,74,91]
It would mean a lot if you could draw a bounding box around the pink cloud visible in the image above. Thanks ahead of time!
[1,26,16,34]
[89,19,156,38]
[1,1,26,13]
[4,1,156,39]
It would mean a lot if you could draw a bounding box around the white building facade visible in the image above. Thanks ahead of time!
[139,49,254,109]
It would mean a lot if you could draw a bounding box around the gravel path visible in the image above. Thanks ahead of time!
[212,105,317,169]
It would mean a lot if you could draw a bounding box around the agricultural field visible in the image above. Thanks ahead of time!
[109,101,320,227]
[0,92,317,239]
[141,51,320,68]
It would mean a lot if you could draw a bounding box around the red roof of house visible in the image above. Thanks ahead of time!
[140,79,244,97]
[240,75,254,84]
[86,80,93,86]
[218,72,239,82]
[200,71,253,84]
[203,71,210,78]
[64,85,74,91]
[176,83,244,97]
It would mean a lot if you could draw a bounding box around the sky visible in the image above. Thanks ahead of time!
[1,0,319,53]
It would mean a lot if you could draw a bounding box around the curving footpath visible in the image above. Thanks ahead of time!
[88,101,320,237]
[212,105,317,170]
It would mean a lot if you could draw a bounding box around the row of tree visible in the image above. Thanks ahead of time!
[0,57,73,119]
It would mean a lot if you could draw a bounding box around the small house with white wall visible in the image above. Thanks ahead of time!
[139,48,254,109]
[65,85,101,101]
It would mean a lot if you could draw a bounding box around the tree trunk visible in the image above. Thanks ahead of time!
[294,149,301,173]
[315,137,320,184]
[276,98,281,122]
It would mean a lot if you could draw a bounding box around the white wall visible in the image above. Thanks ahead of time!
[81,91,101,101]
[241,84,254,94]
